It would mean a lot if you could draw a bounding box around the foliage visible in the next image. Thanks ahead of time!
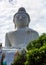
[12,50,26,65]
[12,33,46,65]
[25,45,46,65]
[26,33,46,50]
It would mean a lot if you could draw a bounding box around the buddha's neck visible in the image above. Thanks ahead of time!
[15,26,29,30]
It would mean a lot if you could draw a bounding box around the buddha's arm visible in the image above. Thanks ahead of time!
[32,31,39,41]
[34,32,39,40]
[5,33,11,47]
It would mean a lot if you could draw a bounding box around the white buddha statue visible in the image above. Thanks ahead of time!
[5,7,39,49]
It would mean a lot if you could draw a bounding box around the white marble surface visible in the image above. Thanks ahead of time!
[5,28,39,49]
[2,48,17,65]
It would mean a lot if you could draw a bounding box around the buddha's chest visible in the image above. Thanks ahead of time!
[8,30,35,47]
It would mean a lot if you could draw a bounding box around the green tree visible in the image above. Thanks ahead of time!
[12,33,46,65]
[12,49,26,65]
[25,45,46,65]
[27,33,46,50]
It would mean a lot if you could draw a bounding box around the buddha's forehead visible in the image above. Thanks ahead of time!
[15,13,28,17]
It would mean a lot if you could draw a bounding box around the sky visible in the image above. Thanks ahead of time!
[0,0,46,47]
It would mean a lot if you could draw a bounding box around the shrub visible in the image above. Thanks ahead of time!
[12,50,26,65]
[12,33,46,65]
[27,33,46,50]
[25,45,46,65]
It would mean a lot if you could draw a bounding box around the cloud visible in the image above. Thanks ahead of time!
[33,24,46,34]
[0,0,46,46]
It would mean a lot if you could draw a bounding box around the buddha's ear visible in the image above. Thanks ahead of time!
[26,13,30,27]
[13,17,15,24]
[13,13,16,24]
[27,24,28,27]
[15,24,16,28]
[13,16,16,28]
[26,13,31,23]
[28,14,31,23]
[27,22,30,27]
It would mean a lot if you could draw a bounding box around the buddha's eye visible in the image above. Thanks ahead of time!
[22,14,27,19]
[17,16,19,19]
[22,16,25,18]
[15,14,19,18]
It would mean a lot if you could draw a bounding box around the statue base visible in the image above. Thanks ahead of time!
[2,47,25,65]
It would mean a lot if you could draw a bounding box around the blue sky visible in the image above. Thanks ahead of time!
[0,0,46,46]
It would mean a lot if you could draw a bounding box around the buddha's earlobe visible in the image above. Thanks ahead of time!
[28,14,30,23]
[15,24,16,28]
[13,18,14,22]
[27,24,28,27]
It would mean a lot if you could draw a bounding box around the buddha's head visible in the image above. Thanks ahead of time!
[13,7,30,29]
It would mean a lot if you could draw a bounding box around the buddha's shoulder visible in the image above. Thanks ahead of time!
[5,31,16,36]
[5,30,23,36]
[27,28,39,36]
[6,28,39,36]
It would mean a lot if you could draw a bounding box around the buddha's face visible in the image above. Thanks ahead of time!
[14,13,29,28]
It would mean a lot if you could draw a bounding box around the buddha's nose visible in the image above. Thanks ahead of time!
[19,16,23,20]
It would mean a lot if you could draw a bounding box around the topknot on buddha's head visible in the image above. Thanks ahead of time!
[18,7,26,13]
